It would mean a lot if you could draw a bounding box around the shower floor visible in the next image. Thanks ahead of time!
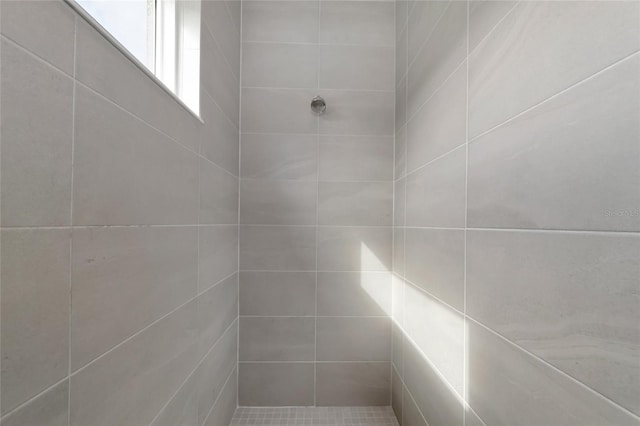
[230,406,399,426]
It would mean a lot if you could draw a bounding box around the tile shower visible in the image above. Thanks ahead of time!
[0,1,637,426]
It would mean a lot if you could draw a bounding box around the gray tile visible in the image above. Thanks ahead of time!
[391,275,405,328]
[239,362,315,406]
[151,373,198,426]
[198,226,238,292]
[391,323,404,377]
[468,0,517,53]
[317,317,391,362]
[200,90,239,176]
[231,406,400,426]
[73,86,199,225]
[200,159,239,225]
[75,20,201,150]
[317,272,391,317]
[406,63,466,173]
[320,45,395,91]
[394,126,407,180]
[319,1,395,46]
[70,226,198,371]
[316,363,391,406]
[200,28,240,125]
[241,133,318,181]
[403,283,465,396]
[197,324,238,425]
[468,55,640,232]
[0,0,75,75]
[318,182,393,226]
[396,25,408,85]
[396,1,408,39]
[0,39,73,227]
[1,230,70,414]
[404,228,465,312]
[242,1,319,43]
[407,1,467,117]
[241,88,318,134]
[402,337,464,426]
[202,0,241,78]
[242,42,318,89]
[468,1,640,137]
[319,135,393,182]
[391,367,404,425]
[405,146,466,228]
[394,179,406,228]
[0,380,69,426]
[70,301,198,426]
[203,367,237,426]
[198,274,238,358]
[468,320,640,426]
[240,225,316,271]
[240,179,317,225]
[402,389,428,426]
[407,0,449,65]
[320,90,395,136]
[396,76,407,131]
[239,317,315,361]
[467,230,640,415]
[317,226,392,272]
[240,271,316,316]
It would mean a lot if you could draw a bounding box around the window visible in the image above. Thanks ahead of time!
[72,0,200,114]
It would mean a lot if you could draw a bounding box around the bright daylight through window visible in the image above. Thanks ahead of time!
[72,0,201,114]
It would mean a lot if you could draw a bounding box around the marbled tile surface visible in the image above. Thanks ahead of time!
[231,407,399,426]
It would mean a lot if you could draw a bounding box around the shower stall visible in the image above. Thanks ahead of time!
[0,0,638,425]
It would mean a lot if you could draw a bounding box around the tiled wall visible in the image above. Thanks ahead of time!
[392,1,640,425]
[238,0,395,406]
[0,1,241,425]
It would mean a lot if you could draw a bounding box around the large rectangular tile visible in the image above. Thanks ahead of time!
[198,274,238,357]
[202,367,237,426]
[70,226,197,371]
[240,179,317,225]
[404,228,465,312]
[73,86,199,225]
[405,146,466,228]
[318,182,393,226]
[242,42,318,89]
[468,0,517,52]
[317,317,391,362]
[239,317,315,361]
[394,178,406,228]
[319,1,395,46]
[316,363,390,406]
[198,226,238,292]
[406,63,466,173]
[197,323,238,425]
[151,373,198,426]
[407,0,449,65]
[239,362,315,406]
[1,229,70,414]
[199,159,238,224]
[319,135,393,182]
[468,320,639,426]
[468,55,640,232]
[0,0,75,74]
[202,0,241,78]
[240,271,316,316]
[407,1,467,117]
[242,1,319,43]
[70,301,198,426]
[200,91,239,176]
[240,133,318,181]
[467,230,640,415]
[391,367,403,425]
[317,226,392,272]
[200,28,240,125]
[402,389,428,426]
[0,380,69,426]
[396,25,407,85]
[317,272,391,317]
[240,226,316,271]
[396,76,407,130]
[320,45,395,91]
[403,338,464,426]
[319,90,395,136]
[469,1,640,137]
[241,88,318,134]
[404,284,464,396]
[1,39,73,227]
[395,126,407,180]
